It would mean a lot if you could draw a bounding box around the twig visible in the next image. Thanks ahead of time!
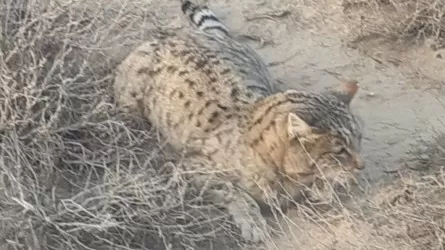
[237,34,274,48]
[268,51,300,67]
[244,10,291,22]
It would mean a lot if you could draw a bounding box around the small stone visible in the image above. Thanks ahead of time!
[367,92,375,97]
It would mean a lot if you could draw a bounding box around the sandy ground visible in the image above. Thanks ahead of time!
[143,0,445,248]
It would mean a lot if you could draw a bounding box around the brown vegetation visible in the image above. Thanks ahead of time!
[0,0,241,249]
[343,0,445,48]
[0,0,444,249]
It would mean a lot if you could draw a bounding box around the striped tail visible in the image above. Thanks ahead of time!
[180,0,231,38]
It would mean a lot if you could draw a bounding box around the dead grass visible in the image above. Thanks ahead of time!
[0,0,242,249]
[342,0,445,48]
[1,0,445,249]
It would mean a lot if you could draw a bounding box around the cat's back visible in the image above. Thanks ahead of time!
[114,30,259,148]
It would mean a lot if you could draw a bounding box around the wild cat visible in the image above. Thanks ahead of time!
[114,0,365,242]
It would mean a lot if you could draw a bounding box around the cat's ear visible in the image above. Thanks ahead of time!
[287,113,312,138]
[328,79,359,105]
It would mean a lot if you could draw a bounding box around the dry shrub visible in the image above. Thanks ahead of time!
[0,0,242,249]
[367,133,445,249]
[342,0,445,47]
[1,0,445,249]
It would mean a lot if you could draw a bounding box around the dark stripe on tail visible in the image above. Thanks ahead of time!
[180,0,231,38]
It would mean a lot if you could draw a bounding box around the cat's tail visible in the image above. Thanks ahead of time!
[180,0,231,38]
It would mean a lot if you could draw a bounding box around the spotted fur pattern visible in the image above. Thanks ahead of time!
[114,1,365,243]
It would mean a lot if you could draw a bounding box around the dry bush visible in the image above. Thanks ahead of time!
[366,133,445,249]
[342,0,445,48]
[1,0,445,249]
[0,0,243,249]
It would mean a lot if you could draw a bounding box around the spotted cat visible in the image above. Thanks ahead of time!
[114,0,365,243]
